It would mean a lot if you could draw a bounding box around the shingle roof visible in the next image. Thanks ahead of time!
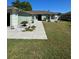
[23,11,53,14]
[7,6,18,9]
[7,6,60,15]
[7,6,18,13]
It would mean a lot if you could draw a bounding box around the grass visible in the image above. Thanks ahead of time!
[7,21,71,59]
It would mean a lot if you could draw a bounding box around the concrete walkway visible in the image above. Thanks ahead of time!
[7,21,48,39]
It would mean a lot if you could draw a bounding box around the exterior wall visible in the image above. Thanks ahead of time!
[18,12,33,24]
[18,15,32,24]
[32,15,38,22]
[50,15,59,22]
[10,14,18,28]
[33,14,47,21]
[42,15,47,20]
[10,14,59,28]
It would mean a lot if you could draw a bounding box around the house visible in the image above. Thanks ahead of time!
[7,6,60,28]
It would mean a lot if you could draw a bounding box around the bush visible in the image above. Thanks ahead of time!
[21,21,28,26]
[48,19,50,22]
[22,25,36,32]
[31,25,36,30]
[25,27,33,31]
[32,20,34,23]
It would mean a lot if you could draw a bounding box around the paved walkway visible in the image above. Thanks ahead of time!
[7,21,48,39]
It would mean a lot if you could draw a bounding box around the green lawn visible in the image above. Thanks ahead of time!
[7,21,71,59]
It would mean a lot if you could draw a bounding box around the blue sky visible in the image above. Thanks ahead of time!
[7,0,71,13]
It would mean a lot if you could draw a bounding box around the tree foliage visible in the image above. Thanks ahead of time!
[59,11,71,21]
[12,0,32,11]
[19,2,32,11]
[12,0,20,8]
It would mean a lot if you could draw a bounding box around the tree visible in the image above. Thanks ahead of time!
[20,2,32,11]
[12,0,20,8]
[12,0,32,11]
[57,13,62,16]
[59,11,71,21]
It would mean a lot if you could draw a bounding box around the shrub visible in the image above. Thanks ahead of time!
[25,27,33,31]
[48,19,50,22]
[55,21,58,23]
[22,25,36,32]
[21,21,28,26]
[32,20,34,23]
[31,25,36,29]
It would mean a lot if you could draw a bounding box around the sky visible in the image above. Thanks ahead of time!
[7,0,71,13]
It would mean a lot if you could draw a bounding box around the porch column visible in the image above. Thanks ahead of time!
[11,7,19,28]
[50,16,51,21]
[11,14,18,28]
[34,15,37,22]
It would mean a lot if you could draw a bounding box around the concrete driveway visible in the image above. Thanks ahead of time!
[7,21,48,39]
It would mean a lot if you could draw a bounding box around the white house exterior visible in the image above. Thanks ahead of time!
[7,7,59,28]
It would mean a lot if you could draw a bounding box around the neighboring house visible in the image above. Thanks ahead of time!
[7,6,60,28]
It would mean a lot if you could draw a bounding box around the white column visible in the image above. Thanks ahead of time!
[11,14,18,28]
[32,15,34,23]
[34,15,38,22]
[49,16,51,21]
